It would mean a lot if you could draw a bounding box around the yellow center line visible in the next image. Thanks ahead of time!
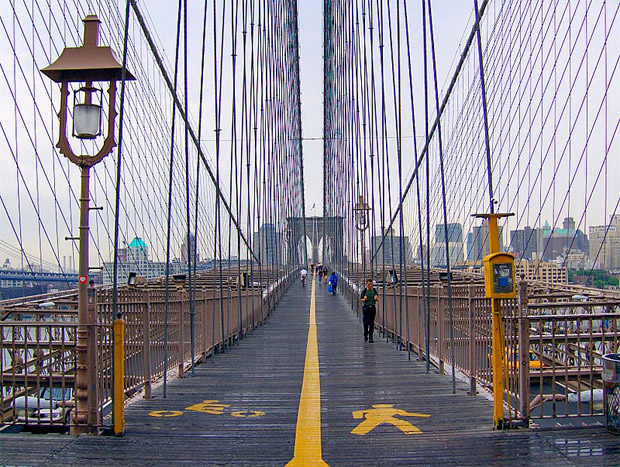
[286,274,329,467]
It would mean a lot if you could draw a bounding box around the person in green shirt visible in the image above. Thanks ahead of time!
[360,279,379,343]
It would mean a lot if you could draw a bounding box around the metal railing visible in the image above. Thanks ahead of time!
[1,267,294,429]
[341,269,620,426]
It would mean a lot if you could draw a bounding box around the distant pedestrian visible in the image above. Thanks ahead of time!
[388,269,398,287]
[329,272,338,295]
[360,278,379,343]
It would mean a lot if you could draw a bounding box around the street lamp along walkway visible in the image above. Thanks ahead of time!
[353,195,371,277]
[41,14,135,166]
[41,15,135,435]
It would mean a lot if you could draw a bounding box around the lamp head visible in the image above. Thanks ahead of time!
[40,15,136,166]
[353,195,371,231]
[41,15,135,83]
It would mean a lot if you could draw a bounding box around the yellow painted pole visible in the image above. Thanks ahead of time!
[487,216,499,254]
[487,216,505,429]
[491,298,504,428]
[113,319,125,436]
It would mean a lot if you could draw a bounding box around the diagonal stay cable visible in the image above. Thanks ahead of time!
[128,0,258,262]
[370,0,490,263]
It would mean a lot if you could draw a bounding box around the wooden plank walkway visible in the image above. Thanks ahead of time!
[2,276,620,465]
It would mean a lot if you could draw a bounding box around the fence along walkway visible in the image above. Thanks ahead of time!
[3,275,620,465]
[0,267,291,428]
[341,265,620,427]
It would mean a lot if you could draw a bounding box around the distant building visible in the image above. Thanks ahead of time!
[371,228,412,265]
[467,222,504,263]
[516,259,568,284]
[510,226,543,260]
[541,217,589,261]
[589,215,620,270]
[431,223,464,267]
[1,258,23,288]
[253,224,281,265]
[563,251,592,270]
[181,233,198,264]
[103,237,180,285]
[415,244,428,268]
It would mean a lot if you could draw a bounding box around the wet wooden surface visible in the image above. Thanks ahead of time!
[2,278,620,465]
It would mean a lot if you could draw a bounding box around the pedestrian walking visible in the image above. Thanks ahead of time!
[328,271,338,295]
[360,279,379,343]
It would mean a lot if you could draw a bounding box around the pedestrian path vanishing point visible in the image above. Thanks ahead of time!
[2,276,619,466]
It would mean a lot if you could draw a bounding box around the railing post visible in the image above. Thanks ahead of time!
[517,278,530,426]
[438,286,445,375]
[417,286,423,361]
[469,284,477,395]
[143,290,152,400]
[202,288,208,362]
[178,290,185,378]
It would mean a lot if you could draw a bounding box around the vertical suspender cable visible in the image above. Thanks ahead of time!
[367,0,379,331]
[403,0,424,362]
[163,0,184,398]
[427,0,456,394]
[473,0,495,214]
[421,0,431,374]
[375,0,389,343]
[386,0,405,352]
[111,0,132,427]
[213,0,227,353]
[194,0,209,361]
[294,0,308,266]
[230,0,242,339]
[182,0,196,378]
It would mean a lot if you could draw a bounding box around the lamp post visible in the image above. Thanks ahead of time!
[283,225,292,266]
[353,195,371,279]
[41,15,135,434]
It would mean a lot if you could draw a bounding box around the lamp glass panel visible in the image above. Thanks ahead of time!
[73,103,101,139]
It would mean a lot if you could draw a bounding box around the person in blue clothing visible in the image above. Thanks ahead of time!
[328,272,338,295]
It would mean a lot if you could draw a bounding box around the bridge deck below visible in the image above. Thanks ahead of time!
[2,277,620,465]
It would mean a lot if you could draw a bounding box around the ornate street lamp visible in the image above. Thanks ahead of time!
[353,195,371,277]
[41,15,135,434]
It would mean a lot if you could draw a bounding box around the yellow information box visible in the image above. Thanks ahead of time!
[483,252,517,299]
